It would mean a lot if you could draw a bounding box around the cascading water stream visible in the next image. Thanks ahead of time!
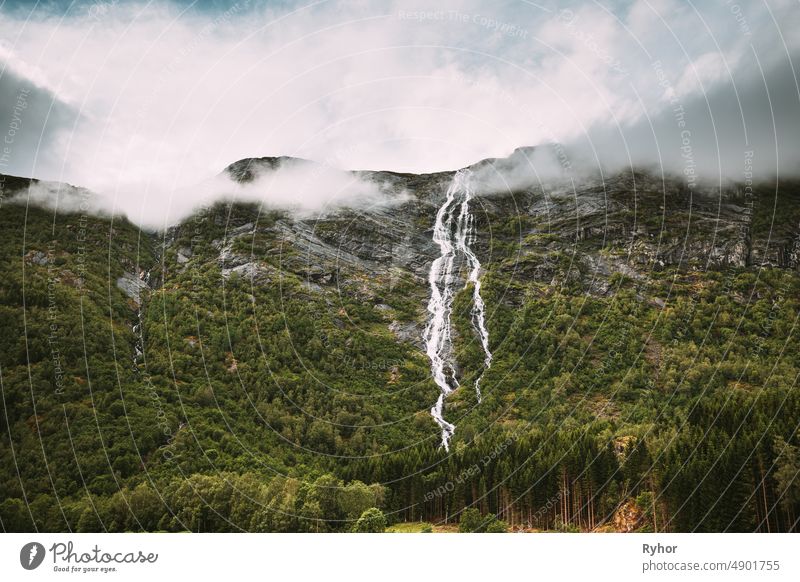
[455,187,493,403]
[423,169,493,451]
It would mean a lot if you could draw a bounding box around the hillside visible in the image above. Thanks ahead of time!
[1,155,799,533]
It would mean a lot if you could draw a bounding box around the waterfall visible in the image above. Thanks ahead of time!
[423,169,493,451]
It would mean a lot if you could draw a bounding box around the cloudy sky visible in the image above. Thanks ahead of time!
[0,0,798,227]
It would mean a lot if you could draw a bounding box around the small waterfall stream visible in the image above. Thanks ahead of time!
[423,169,492,450]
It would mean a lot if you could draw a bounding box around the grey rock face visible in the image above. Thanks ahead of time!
[221,261,275,282]
[25,250,51,266]
[161,155,799,313]
[116,272,149,305]
[176,247,192,264]
[389,320,425,349]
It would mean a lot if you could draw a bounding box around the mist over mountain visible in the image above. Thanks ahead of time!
[7,138,795,232]
[1,0,798,220]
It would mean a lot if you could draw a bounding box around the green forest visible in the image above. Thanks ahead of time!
[1,171,799,533]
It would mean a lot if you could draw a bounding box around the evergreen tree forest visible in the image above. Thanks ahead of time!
[1,172,799,533]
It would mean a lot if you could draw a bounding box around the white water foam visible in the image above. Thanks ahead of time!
[423,169,493,450]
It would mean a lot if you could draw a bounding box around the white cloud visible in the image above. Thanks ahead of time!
[675,52,729,98]
[0,0,797,228]
[10,159,410,231]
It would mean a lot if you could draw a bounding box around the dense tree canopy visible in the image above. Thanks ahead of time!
[2,176,799,533]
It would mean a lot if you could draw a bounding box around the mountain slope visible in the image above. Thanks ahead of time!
[1,155,799,532]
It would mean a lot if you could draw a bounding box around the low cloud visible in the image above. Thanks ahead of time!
[0,0,798,225]
[8,180,114,218]
[9,157,411,230]
[468,146,581,194]
[125,159,412,230]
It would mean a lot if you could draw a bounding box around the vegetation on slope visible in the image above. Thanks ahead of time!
[1,172,799,532]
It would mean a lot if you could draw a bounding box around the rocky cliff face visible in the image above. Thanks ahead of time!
[10,151,793,330]
[132,155,799,388]
[159,155,799,312]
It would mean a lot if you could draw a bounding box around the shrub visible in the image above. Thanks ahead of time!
[352,507,386,533]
